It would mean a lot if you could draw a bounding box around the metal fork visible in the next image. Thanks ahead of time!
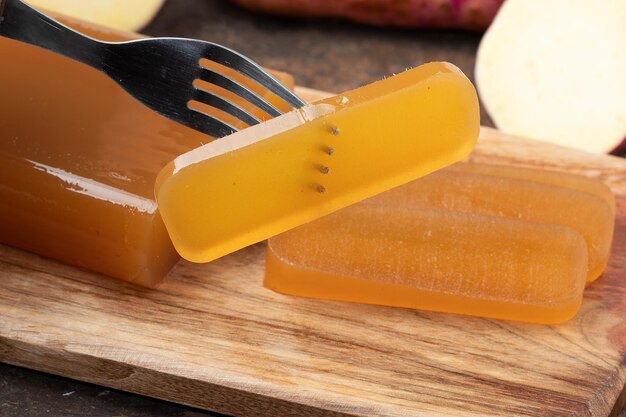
[0,0,306,137]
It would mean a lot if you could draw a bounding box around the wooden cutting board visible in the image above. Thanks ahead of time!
[1,88,626,416]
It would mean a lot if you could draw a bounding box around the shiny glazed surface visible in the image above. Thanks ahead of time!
[0,18,294,286]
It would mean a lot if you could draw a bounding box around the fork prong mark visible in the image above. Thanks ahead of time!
[199,68,283,118]
[202,43,306,109]
[193,89,261,127]
[184,107,238,138]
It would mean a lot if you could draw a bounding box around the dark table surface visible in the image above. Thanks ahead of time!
[1,1,624,416]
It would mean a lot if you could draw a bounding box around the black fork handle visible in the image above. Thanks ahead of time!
[0,0,104,68]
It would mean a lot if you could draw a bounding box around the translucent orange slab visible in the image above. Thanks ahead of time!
[0,17,293,286]
[367,163,615,281]
[266,205,588,324]
[156,62,479,263]
[447,162,616,215]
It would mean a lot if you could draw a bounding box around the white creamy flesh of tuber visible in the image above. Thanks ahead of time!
[25,0,166,32]
[476,0,626,154]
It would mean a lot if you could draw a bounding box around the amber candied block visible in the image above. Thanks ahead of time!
[156,62,479,264]
[368,163,615,281]
[266,205,588,324]
[0,18,293,286]
[446,162,616,215]
[266,163,615,323]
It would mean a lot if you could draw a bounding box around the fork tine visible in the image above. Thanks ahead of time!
[183,108,238,138]
[193,89,261,127]
[202,43,307,109]
[199,68,283,117]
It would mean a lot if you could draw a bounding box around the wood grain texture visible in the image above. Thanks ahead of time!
[1,113,626,416]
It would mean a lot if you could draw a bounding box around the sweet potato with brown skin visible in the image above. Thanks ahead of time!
[230,0,504,31]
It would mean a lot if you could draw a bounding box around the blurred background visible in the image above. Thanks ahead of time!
[141,0,493,124]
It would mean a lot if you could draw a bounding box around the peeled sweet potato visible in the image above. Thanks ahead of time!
[476,0,626,154]
[25,0,166,31]
[230,0,504,30]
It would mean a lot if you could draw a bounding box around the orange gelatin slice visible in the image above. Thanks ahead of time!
[266,205,588,324]
[447,162,616,215]
[156,62,479,263]
[367,163,615,281]
[0,17,293,286]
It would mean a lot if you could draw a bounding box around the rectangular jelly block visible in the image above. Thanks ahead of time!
[447,162,616,215]
[367,163,615,281]
[266,205,588,324]
[156,62,480,263]
[0,17,294,286]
